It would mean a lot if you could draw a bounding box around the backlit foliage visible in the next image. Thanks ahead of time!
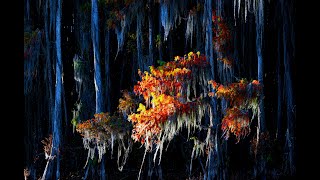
[212,10,231,54]
[212,10,234,69]
[128,52,208,150]
[118,90,137,116]
[76,112,132,140]
[75,49,261,175]
[221,107,251,141]
[75,50,208,169]
[76,112,132,171]
[41,134,53,160]
[208,79,261,141]
[217,57,233,68]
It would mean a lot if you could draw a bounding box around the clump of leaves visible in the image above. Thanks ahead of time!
[76,112,132,139]
[41,134,54,160]
[211,10,234,69]
[76,112,133,170]
[212,11,231,53]
[128,52,208,149]
[208,79,261,141]
[155,34,161,49]
[209,79,261,108]
[221,107,251,142]
[118,90,137,115]
[217,57,233,68]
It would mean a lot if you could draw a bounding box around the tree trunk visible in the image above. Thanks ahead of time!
[148,0,154,66]
[91,0,105,178]
[105,28,111,112]
[255,0,266,178]
[92,0,103,114]
[52,0,63,178]
[281,0,295,174]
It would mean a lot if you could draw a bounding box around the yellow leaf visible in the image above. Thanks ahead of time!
[137,103,146,112]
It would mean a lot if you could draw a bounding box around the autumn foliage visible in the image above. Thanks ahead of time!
[128,52,208,148]
[41,134,53,159]
[221,107,251,141]
[212,11,231,52]
[209,79,261,141]
[118,90,137,115]
[76,112,131,140]
[212,11,234,68]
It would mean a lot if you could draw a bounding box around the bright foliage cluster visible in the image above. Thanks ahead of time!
[74,51,262,175]
[221,107,251,141]
[128,52,208,147]
[209,79,261,141]
[212,11,233,68]
[212,11,231,53]
[76,112,131,139]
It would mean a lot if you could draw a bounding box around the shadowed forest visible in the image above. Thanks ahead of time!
[24,0,297,179]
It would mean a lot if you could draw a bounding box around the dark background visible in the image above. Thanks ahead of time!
[19,0,308,179]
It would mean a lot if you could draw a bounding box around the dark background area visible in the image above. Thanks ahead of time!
[20,0,307,179]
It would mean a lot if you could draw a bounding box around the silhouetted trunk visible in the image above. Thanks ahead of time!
[52,0,63,178]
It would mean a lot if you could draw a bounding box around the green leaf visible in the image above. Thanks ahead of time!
[157,60,166,66]
[71,118,78,126]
